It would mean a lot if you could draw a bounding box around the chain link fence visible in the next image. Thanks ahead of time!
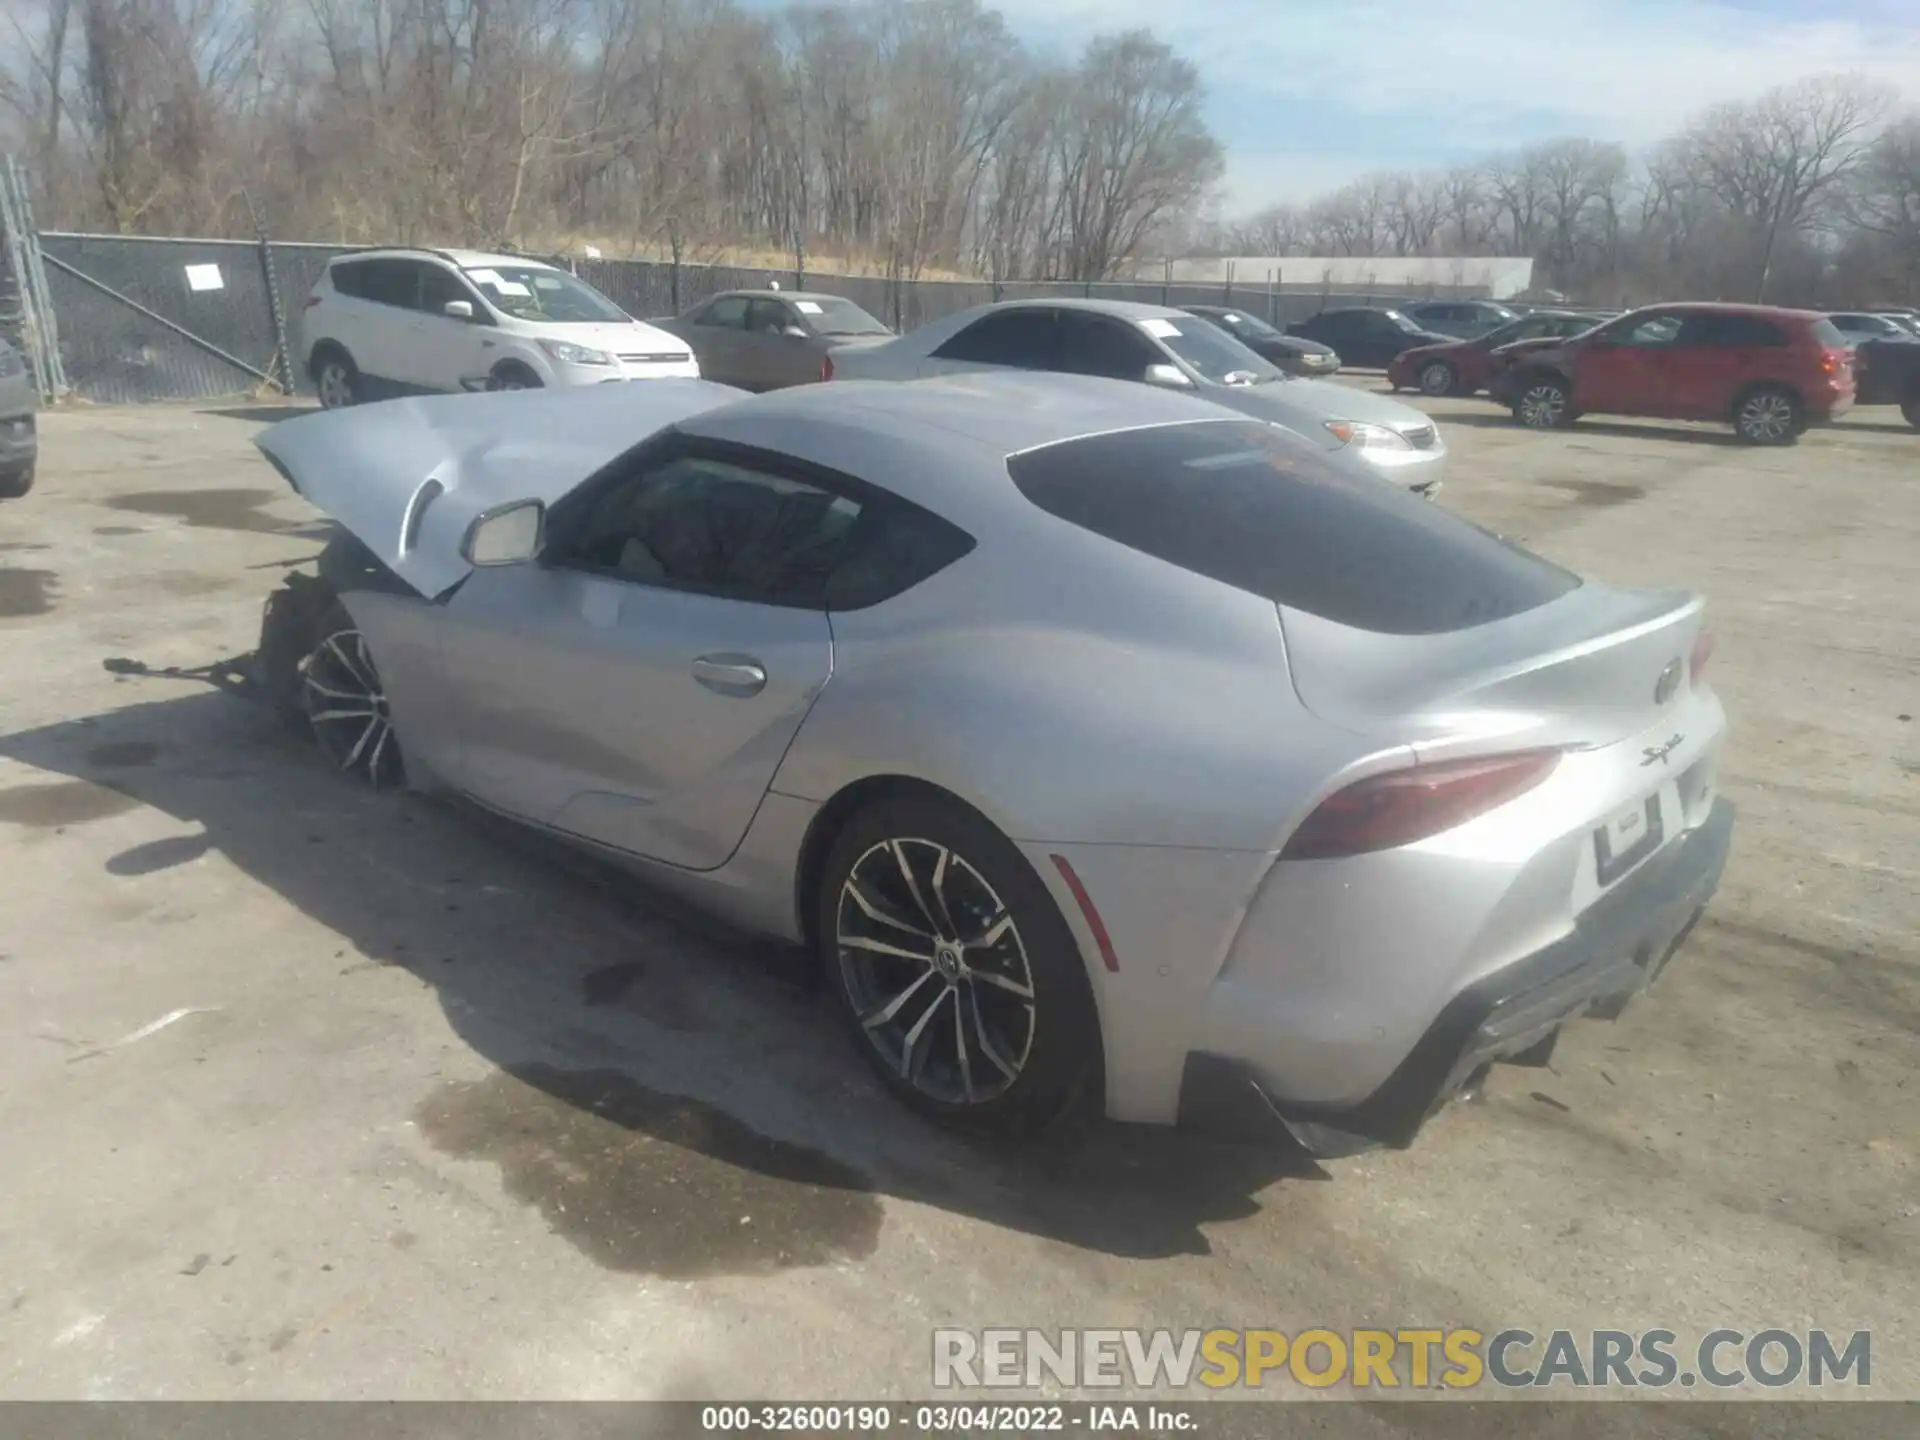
[32,230,1471,406]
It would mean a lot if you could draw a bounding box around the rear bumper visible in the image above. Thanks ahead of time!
[1177,796,1736,1154]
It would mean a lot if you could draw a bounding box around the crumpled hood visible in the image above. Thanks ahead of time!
[1206,375,1437,441]
[255,380,742,598]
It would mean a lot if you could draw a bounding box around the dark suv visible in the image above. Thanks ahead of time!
[1490,304,1855,445]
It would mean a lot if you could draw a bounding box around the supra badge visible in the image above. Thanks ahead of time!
[1641,733,1685,767]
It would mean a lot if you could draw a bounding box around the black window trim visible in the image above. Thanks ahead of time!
[540,431,975,611]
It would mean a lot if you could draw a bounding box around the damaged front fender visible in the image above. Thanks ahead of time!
[254,380,743,598]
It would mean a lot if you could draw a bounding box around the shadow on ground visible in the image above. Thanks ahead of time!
[201,403,315,425]
[1433,411,1747,446]
[0,685,1322,1271]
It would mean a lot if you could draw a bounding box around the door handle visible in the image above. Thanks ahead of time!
[691,654,767,697]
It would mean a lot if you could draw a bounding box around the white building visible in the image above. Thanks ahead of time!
[1137,256,1537,300]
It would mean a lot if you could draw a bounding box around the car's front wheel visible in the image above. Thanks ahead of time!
[1514,375,1574,429]
[818,794,1101,1139]
[0,464,32,499]
[1900,392,1920,430]
[298,601,404,787]
[1733,385,1802,445]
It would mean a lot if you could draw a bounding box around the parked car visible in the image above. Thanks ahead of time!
[1489,303,1856,445]
[0,335,35,498]
[1398,300,1521,339]
[1826,312,1915,343]
[829,299,1446,494]
[251,372,1733,1153]
[1387,311,1609,397]
[1286,308,1454,369]
[300,248,698,408]
[655,290,894,391]
[1882,314,1920,338]
[1180,305,1341,376]
[1852,336,1920,428]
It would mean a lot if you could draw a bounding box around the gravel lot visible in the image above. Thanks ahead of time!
[0,387,1914,1419]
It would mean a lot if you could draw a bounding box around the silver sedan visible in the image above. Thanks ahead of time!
[829,297,1449,495]
[254,372,1733,1154]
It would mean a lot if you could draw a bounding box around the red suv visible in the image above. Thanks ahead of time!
[1489,303,1855,444]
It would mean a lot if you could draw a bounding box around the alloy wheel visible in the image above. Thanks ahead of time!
[834,837,1036,1106]
[1518,382,1566,428]
[1737,392,1795,443]
[1420,362,1454,396]
[300,627,401,787]
[317,362,354,409]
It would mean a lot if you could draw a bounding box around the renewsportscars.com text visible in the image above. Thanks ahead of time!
[932,1327,1872,1391]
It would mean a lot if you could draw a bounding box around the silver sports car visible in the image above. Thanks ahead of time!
[254,372,1733,1154]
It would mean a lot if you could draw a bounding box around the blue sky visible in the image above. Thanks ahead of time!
[1010,0,1920,211]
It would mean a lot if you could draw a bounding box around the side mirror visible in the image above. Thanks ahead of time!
[461,499,545,567]
[1143,362,1194,389]
[781,325,810,340]
[443,299,475,321]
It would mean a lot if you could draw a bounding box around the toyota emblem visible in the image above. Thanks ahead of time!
[1654,660,1683,705]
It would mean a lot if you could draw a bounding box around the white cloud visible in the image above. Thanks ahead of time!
[1018,0,1919,207]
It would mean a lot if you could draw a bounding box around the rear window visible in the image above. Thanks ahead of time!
[1005,420,1580,635]
[1809,318,1849,349]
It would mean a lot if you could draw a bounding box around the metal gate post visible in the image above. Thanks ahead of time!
[246,192,294,394]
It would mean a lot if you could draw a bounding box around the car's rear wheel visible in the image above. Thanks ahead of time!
[1901,393,1920,430]
[0,464,32,499]
[299,601,404,788]
[817,794,1100,1139]
[314,353,358,409]
[1419,360,1458,396]
[1514,375,1574,429]
[1733,385,1801,445]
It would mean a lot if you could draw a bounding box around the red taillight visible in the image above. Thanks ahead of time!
[1281,751,1561,861]
[1689,629,1715,683]
[820,353,834,382]
[1819,347,1850,377]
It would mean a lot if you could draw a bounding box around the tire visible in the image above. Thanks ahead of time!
[1732,385,1802,445]
[297,600,404,788]
[0,464,32,499]
[1901,393,1920,430]
[817,795,1101,1139]
[486,364,543,392]
[1513,374,1574,429]
[313,350,359,409]
[1418,360,1458,397]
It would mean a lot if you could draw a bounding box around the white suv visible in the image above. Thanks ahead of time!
[300,248,699,407]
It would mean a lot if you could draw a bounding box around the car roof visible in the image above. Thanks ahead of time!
[328,247,552,271]
[676,372,1247,524]
[702,289,856,305]
[1638,300,1825,321]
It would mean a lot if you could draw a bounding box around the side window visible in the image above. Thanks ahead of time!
[360,259,423,310]
[557,453,865,606]
[1058,313,1159,381]
[329,261,372,300]
[748,298,796,336]
[1364,311,1404,334]
[1682,314,1788,348]
[932,309,1059,368]
[696,296,751,329]
[824,505,976,611]
[1612,314,1682,347]
[419,265,479,317]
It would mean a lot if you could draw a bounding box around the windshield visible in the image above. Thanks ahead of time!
[1142,316,1285,386]
[1204,308,1284,342]
[463,265,630,324]
[794,296,890,337]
